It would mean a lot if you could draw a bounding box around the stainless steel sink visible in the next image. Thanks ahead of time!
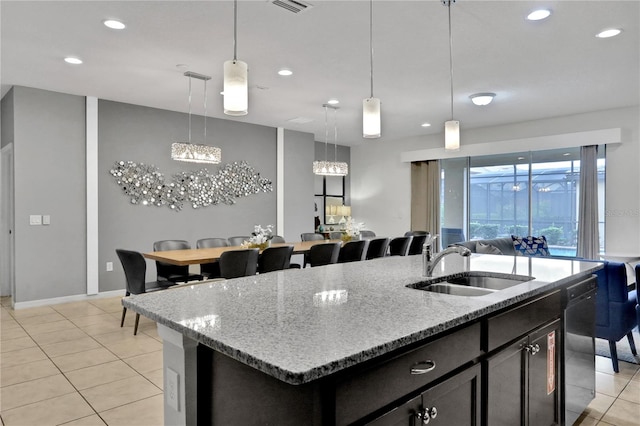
[407,271,535,296]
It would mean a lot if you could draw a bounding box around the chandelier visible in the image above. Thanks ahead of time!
[313,104,348,176]
[171,71,222,164]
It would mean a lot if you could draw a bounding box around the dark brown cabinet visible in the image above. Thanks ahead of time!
[367,364,481,426]
[487,320,561,426]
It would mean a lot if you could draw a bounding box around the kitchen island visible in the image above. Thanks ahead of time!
[123,253,602,425]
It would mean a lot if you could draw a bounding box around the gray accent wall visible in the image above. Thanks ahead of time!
[283,129,315,242]
[12,87,87,302]
[98,100,278,291]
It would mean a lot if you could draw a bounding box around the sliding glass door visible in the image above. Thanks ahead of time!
[440,147,605,255]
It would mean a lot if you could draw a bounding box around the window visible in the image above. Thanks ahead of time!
[440,147,606,255]
[315,175,346,227]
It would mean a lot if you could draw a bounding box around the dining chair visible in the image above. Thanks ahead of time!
[338,240,368,263]
[116,249,176,335]
[308,242,341,267]
[389,236,412,256]
[594,261,638,372]
[359,230,376,239]
[153,240,203,283]
[329,231,343,240]
[196,238,229,279]
[219,248,259,279]
[271,235,286,244]
[407,234,428,255]
[228,236,251,247]
[365,237,390,260]
[301,233,326,267]
[258,245,294,273]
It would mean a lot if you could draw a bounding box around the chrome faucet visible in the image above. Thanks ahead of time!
[423,243,471,277]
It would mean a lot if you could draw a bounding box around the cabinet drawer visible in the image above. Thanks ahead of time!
[486,290,561,352]
[335,322,481,425]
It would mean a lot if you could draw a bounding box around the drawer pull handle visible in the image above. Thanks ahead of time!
[410,360,436,375]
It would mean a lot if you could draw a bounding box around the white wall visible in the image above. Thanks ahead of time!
[351,106,640,254]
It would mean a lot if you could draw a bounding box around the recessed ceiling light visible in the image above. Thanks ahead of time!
[327,99,340,105]
[527,9,551,21]
[596,28,622,38]
[64,57,83,65]
[278,68,293,76]
[470,93,496,106]
[563,152,571,156]
[103,19,126,30]
[517,157,526,160]
[421,122,431,127]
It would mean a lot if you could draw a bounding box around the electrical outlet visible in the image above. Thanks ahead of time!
[166,368,180,411]
[42,215,51,225]
[29,215,42,225]
[106,262,113,272]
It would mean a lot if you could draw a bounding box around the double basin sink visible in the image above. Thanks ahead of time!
[407,271,535,297]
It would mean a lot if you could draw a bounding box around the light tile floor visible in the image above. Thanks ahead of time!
[1,295,639,425]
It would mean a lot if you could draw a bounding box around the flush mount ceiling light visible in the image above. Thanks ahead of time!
[64,57,83,65]
[223,0,248,116]
[327,99,340,105]
[363,0,381,139]
[313,104,348,176]
[596,28,622,38]
[443,0,460,151]
[277,68,293,76]
[103,19,125,30]
[470,92,496,106]
[527,9,551,21]
[421,122,432,128]
[171,72,222,165]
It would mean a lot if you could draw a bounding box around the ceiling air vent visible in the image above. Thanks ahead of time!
[271,0,313,14]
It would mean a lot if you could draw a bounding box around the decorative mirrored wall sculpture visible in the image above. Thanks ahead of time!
[110,160,272,211]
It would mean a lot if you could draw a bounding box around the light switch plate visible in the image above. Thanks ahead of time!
[29,215,42,225]
[166,368,180,411]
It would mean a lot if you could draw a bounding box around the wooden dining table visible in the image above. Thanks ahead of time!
[143,240,342,266]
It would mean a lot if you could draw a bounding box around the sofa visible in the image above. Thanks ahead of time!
[454,236,639,372]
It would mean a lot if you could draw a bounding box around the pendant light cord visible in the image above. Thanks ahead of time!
[447,0,454,120]
[369,0,374,98]
[203,78,207,143]
[333,107,338,161]
[324,105,329,161]
[188,75,192,144]
[233,0,238,61]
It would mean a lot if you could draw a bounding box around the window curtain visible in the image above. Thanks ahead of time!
[411,161,441,249]
[577,145,599,259]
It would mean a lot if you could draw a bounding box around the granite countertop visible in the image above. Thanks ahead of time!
[123,254,602,385]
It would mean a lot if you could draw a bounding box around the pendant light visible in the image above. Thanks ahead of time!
[444,0,460,150]
[171,72,222,164]
[313,104,348,176]
[223,0,248,116]
[363,0,381,138]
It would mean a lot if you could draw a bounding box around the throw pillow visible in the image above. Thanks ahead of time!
[477,242,503,255]
[511,235,550,257]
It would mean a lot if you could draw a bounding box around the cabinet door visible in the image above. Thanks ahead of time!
[527,321,560,426]
[486,337,528,426]
[368,364,481,426]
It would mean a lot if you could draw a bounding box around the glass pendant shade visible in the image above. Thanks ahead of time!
[223,59,248,116]
[363,97,381,138]
[444,120,460,151]
[313,160,348,177]
[171,142,221,164]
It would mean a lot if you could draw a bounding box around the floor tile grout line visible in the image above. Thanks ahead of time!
[1,301,161,425]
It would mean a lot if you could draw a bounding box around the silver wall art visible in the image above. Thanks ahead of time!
[110,160,273,211]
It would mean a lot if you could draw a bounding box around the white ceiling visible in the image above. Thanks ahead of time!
[2,1,639,146]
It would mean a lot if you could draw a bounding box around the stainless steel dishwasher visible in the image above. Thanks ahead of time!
[564,275,597,425]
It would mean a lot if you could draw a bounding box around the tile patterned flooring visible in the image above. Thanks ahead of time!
[0,295,639,425]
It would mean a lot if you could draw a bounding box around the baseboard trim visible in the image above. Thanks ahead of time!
[12,290,123,310]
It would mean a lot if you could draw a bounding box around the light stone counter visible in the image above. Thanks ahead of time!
[123,254,602,386]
